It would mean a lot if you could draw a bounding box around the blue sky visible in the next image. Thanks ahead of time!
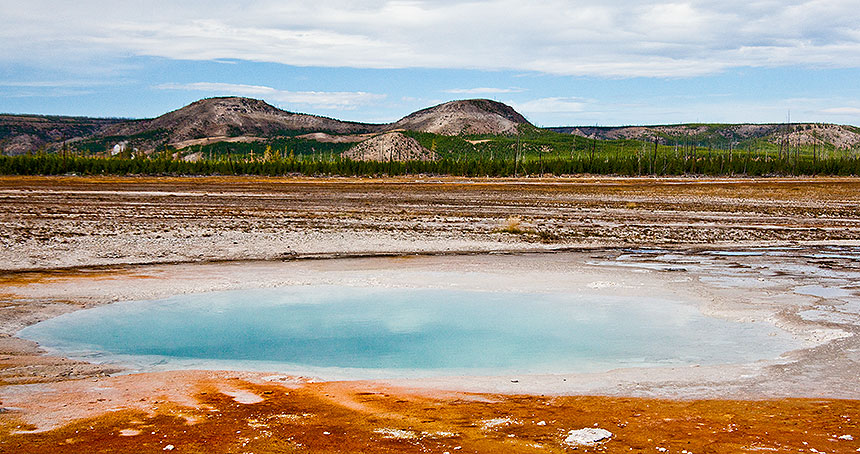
[2,1,860,126]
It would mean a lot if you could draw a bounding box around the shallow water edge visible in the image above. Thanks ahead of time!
[3,248,859,398]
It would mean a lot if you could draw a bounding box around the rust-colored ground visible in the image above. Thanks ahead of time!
[1,176,859,452]
[0,376,857,453]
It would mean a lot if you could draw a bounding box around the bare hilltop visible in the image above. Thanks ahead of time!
[102,97,379,144]
[390,99,530,135]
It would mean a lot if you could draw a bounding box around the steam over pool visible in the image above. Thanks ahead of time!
[19,286,798,379]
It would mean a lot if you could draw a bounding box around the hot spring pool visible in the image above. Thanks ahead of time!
[18,285,798,379]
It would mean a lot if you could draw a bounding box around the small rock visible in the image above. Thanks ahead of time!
[163,445,174,451]
[537,420,547,426]
[656,448,668,453]
[839,434,854,441]
[564,427,612,446]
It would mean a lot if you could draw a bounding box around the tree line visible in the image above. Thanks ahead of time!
[2,150,859,177]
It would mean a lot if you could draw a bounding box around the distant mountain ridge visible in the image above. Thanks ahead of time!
[551,123,860,150]
[0,114,125,155]
[0,97,534,155]
[2,97,860,156]
[101,97,534,147]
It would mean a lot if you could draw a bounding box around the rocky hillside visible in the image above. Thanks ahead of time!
[86,97,531,153]
[342,132,437,162]
[391,99,531,135]
[103,97,532,147]
[552,123,860,149]
[0,115,124,155]
[101,97,381,145]
[5,97,860,156]
[6,97,530,154]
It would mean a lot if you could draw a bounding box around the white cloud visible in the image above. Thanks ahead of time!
[0,80,110,88]
[443,87,525,94]
[155,82,385,110]
[820,107,860,115]
[0,79,120,98]
[513,97,588,113]
[565,97,860,127]
[2,1,860,77]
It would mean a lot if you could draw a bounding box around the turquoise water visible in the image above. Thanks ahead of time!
[18,286,798,378]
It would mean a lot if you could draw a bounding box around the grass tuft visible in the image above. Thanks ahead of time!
[497,216,528,234]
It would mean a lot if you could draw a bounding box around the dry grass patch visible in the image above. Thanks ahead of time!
[496,216,530,234]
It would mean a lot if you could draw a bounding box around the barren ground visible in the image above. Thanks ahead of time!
[1,176,859,453]
[2,176,860,270]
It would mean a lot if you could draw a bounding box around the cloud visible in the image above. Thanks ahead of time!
[155,82,385,110]
[0,80,110,88]
[0,80,115,98]
[443,87,525,94]
[820,107,860,115]
[513,97,588,113]
[2,1,860,78]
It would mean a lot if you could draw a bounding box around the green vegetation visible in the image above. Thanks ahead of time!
[188,137,353,160]
[3,127,859,177]
[72,129,171,156]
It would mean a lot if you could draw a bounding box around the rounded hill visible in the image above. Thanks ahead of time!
[102,97,380,144]
[343,132,436,162]
[390,99,531,135]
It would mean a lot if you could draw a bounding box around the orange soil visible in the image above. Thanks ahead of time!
[1,375,857,453]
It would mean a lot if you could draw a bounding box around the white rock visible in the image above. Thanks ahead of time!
[480,417,520,430]
[536,420,547,426]
[564,427,612,446]
[373,428,419,440]
[839,434,854,440]
[163,445,174,451]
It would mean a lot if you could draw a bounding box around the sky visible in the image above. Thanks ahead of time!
[1,0,859,127]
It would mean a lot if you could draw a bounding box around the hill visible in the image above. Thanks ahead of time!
[100,97,382,146]
[391,99,531,135]
[343,132,437,162]
[550,123,860,150]
[0,114,125,155]
[7,97,531,155]
[3,97,860,160]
